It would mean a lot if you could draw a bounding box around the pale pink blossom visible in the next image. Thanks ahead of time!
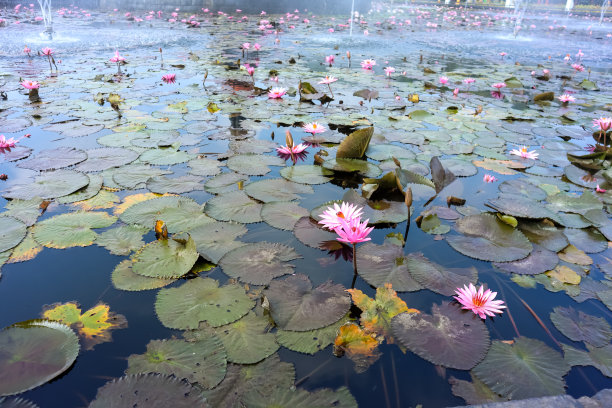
[483,174,497,183]
[492,82,506,89]
[21,80,39,89]
[510,145,539,160]
[302,122,326,134]
[384,67,395,77]
[360,59,376,70]
[0,135,17,148]
[268,87,287,99]
[596,185,607,194]
[319,75,338,85]
[571,63,584,72]
[454,283,506,320]
[593,117,612,132]
[318,202,364,231]
[325,55,335,66]
[558,94,575,103]
[109,50,126,63]
[41,47,53,56]
[439,76,449,85]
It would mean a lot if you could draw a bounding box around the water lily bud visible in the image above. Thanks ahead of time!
[392,156,402,168]
[404,187,413,208]
[346,51,351,59]
[285,130,294,149]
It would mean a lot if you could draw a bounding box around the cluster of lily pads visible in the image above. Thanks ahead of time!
[0,3,611,407]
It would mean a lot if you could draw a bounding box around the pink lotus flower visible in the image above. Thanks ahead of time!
[593,117,612,132]
[335,217,374,245]
[558,94,575,103]
[453,88,459,97]
[319,75,338,85]
[253,43,261,51]
[510,145,539,160]
[483,174,497,183]
[0,135,17,148]
[302,122,326,134]
[318,202,364,231]
[242,42,250,50]
[463,78,475,85]
[21,80,39,89]
[454,283,506,320]
[23,45,31,56]
[384,67,395,77]
[596,185,607,194]
[360,59,376,70]
[499,52,507,57]
[276,143,307,155]
[246,66,255,76]
[439,76,449,85]
[571,63,584,72]
[41,47,53,56]
[325,55,335,66]
[492,82,506,89]
[109,50,125,63]
[268,87,287,99]
[162,73,176,84]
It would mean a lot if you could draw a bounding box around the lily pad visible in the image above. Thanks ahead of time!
[493,246,559,275]
[226,154,285,176]
[322,158,382,178]
[126,338,226,389]
[75,147,138,172]
[563,344,612,377]
[242,386,357,408]
[17,147,87,171]
[447,214,532,262]
[120,196,211,233]
[111,260,175,292]
[155,278,254,329]
[264,274,351,331]
[392,302,490,370]
[0,321,79,396]
[188,157,223,177]
[409,253,478,296]
[132,236,199,279]
[1,197,43,226]
[0,217,26,253]
[3,170,90,200]
[563,228,608,254]
[293,216,338,249]
[213,312,279,364]
[550,306,612,347]
[204,172,249,194]
[56,174,103,205]
[113,164,172,189]
[220,242,301,285]
[189,221,247,264]
[473,337,569,399]
[276,315,350,355]
[356,242,424,292]
[96,225,148,256]
[261,202,309,230]
[147,175,205,194]
[205,190,263,223]
[499,179,547,200]
[449,374,505,405]
[33,211,117,249]
[88,374,207,408]
[139,147,194,165]
[245,178,313,203]
[519,221,569,252]
[280,165,333,185]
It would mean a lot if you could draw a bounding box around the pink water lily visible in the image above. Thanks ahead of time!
[0,135,17,148]
[558,94,575,103]
[21,80,39,89]
[334,216,374,245]
[276,143,307,155]
[439,76,449,85]
[384,67,395,77]
[483,174,497,183]
[360,59,376,70]
[319,75,337,85]
[325,55,335,67]
[302,122,326,134]
[596,185,607,194]
[41,47,53,56]
[454,283,506,319]
[318,202,364,231]
[23,45,31,56]
[268,87,287,99]
[492,82,506,89]
[109,50,125,63]
[571,63,584,72]
[510,145,539,160]
[162,73,176,84]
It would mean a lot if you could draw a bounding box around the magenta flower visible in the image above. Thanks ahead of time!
[0,135,17,149]
[21,80,39,90]
[453,88,459,97]
[23,45,31,56]
[510,145,539,160]
[483,174,497,183]
[318,202,364,231]
[571,63,584,72]
[325,55,335,66]
[268,87,287,99]
[492,82,506,89]
[499,52,507,58]
[384,67,395,77]
[276,143,307,155]
[302,122,326,134]
[319,75,337,85]
[162,73,176,84]
[558,94,575,103]
[253,43,261,51]
[360,59,376,70]
[109,50,126,63]
[463,78,475,85]
[596,185,607,194]
[439,76,449,85]
[242,42,250,50]
[593,117,612,132]
[41,47,53,56]
[335,217,374,245]
[454,283,506,320]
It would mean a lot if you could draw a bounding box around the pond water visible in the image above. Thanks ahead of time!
[0,3,612,408]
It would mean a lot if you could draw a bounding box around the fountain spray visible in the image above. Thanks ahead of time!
[37,0,53,40]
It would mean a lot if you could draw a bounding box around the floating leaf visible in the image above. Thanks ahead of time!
[113,193,163,215]
[493,246,559,275]
[392,302,490,370]
[276,315,350,355]
[113,164,172,189]
[261,202,309,230]
[242,386,357,408]
[205,190,263,223]
[348,283,417,338]
[245,178,313,203]
[132,236,199,279]
[147,175,205,194]
[546,265,581,285]
[75,147,138,172]
[120,196,211,233]
[356,242,423,292]
[55,174,103,205]
[473,158,519,175]
[420,214,451,234]
[139,147,194,165]
[88,374,207,408]
[188,157,222,177]
[188,221,247,263]
[126,338,226,389]
[220,242,301,285]
[73,190,120,211]
[204,172,249,194]
[558,245,592,266]
[487,196,560,221]
[0,217,26,253]
[499,179,547,200]
[322,158,381,178]
[33,211,117,249]
[111,260,175,292]
[333,323,381,373]
[96,225,148,256]
[0,397,40,408]
[265,274,351,331]
[213,312,279,364]
[293,216,338,249]
[563,228,608,254]
[155,278,254,329]
[7,232,42,264]
[449,374,506,405]
[3,170,89,200]
[409,253,478,296]
[226,154,285,176]
[519,220,569,252]
[473,337,569,399]
[550,306,612,347]
[366,144,415,161]
[1,197,43,226]
[280,165,333,185]
[447,214,532,262]
[563,344,612,377]
[17,147,87,171]
[548,191,602,216]
[0,321,79,396]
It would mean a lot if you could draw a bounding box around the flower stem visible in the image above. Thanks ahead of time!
[352,244,357,276]
[328,84,334,99]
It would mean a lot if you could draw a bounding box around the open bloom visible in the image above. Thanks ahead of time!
[335,217,374,245]
[593,117,612,132]
[483,174,497,183]
[162,73,176,84]
[319,75,337,85]
[109,50,125,63]
[492,82,506,89]
[268,87,287,99]
[325,55,335,66]
[276,143,307,155]
[41,47,53,56]
[510,145,539,160]
[384,67,395,77]
[242,42,250,50]
[302,122,326,134]
[0,135,17,148]
[558,94,575,103]
[23,45,31,55]
[439,76,449,85]
[463,78,475,85]
[21,80,39,89]
[571,63,584,72]
[454,283,506,320]
[253,43,261,51]
[318,202,364,231]
[246,66,255,76]
[596,185,607,194]
[360,59,376,70]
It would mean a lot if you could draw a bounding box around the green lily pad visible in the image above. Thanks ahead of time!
[487,196,560,221]
[33,211,117,249]
[0,321,79,396]
[440,158,478,177]
[226,154,285,176]
[293,216,338,249]
[337,127,373,159]
[17,147,87,171]
[473,337,569,399]
[111,260,175,292]
[409,253,477,296]
[1,197,43,226]
[563,344,612,377]
[155,278,254,329]
[55,174,103,205]
[202,354,294,408]
[548,191,602,216]
[420,214,451,235]
[3,170,90,200]
[75,147,138,172]
[322,158,382,178]
[113,164,172,189]
[147,175,205,194]
[447,214,532,262]
[132,236,199,279]
[563,228,608,254]
[392,302,490,370]
[189,221,247,264]
[120,196,211,233]
[229,139,276,154]
[0,217,26,253]
[96,225,148,256]
[205,190,263,223]
[213,312,279,364]
[276,315,350,355]
[261,202,309,230]
[366,144,416,161]
[245,178,313,203]
[188,157,223,177]
[140,147,194,165]
[356,242,424,292]
[493,246,559,275]
[499,179,547,200]
[204,172,249,194]
[219,242,301,285]
[242,386,357,408]
[550,306,612,347]
[519,221,569,252]
[449,374,505,405]
[280,165,333,185]
[264,274,351,331]
[126,337,226,389]
[88,374,207,408]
